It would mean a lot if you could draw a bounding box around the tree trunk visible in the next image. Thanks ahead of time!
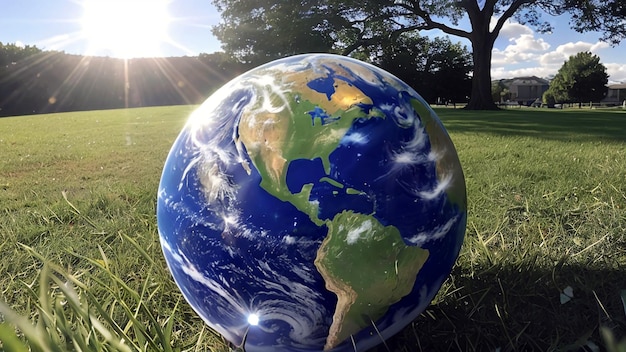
[465,33,498,110]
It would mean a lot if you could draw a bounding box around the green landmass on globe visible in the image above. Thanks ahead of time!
[314,210,429,350]
[236,67,385,227]
[234,61,433,350]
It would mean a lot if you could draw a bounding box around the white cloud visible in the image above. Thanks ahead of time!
[605,63,626,83]
[539,41,609,65]
[492,34,550,67]
[345,220,373,245]
[491,20,551,69]
[495,19,533,38]
[515,34,551,52]
[561,41,609,56]
[490,18,618,81]
[491,66,555,80]
[538,51,567,67]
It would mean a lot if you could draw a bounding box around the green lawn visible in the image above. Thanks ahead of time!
[0,106,625,351]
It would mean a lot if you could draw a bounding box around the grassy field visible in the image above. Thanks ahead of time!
[0,105,625,351]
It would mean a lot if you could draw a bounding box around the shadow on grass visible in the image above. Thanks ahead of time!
[434,108,626,143]
[370,263,626,352]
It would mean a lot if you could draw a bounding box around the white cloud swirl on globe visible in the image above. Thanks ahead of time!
[407,214,461,246]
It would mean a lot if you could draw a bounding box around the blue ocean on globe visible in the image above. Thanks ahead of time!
[157,54,467,351]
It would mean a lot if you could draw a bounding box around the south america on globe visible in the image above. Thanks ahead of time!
[157,54,467,351]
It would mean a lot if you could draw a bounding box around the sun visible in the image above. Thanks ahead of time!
[81,0,171,58]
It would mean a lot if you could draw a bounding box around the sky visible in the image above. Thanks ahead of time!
[1,0,625,84]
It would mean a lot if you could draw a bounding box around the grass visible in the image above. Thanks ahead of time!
[384,108,626,351]
[1,105,625,351]
[0,106,230,351]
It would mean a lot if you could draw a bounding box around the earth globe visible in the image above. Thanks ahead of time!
[157,53,466,352]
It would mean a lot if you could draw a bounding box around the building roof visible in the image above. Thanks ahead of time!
[509,76,550,86]
[608,83,626,89]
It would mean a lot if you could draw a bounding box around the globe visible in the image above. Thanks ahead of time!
[157,53,466,352]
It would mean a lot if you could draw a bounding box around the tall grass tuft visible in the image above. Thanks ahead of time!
[0,237,189,352]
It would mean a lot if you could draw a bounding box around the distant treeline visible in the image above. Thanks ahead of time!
[0,43,249,117]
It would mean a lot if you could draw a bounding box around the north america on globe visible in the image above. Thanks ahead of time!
[157,54,466,352]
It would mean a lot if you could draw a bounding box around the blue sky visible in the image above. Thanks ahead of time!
[2,0,625,83]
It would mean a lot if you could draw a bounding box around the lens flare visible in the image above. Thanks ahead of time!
[247,314,260,326]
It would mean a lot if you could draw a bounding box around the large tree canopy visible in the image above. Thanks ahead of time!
[212,0,626,110]
[358,34,472,105]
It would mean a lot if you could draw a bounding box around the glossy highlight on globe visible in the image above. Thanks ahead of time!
[157,53,467,351]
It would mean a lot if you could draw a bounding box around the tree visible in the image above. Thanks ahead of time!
[356,34,472,104]
[491,80,511,103]
[198,51,250,82]
[0,42,42,67]
[542,89,556,108]
[211,0,626,110]
[0,50,248,117]
[211,1,339,64]
[544,51,608,107]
